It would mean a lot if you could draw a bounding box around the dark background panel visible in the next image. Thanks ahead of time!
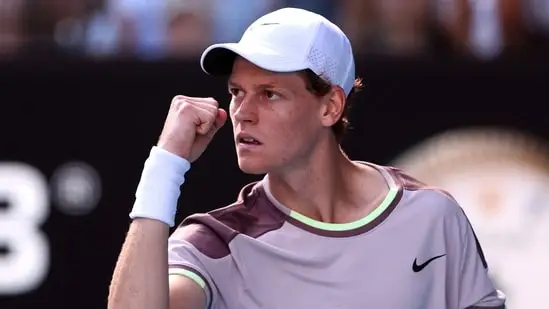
[0,57,547,309]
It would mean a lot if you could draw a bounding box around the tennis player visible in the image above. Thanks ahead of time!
[108,8,506,309]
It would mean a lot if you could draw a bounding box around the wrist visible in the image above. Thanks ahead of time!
[129,146,191,227]
[156,142,191,162]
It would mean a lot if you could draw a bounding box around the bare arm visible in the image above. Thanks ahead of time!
[108,218,169,309]
[107,218,206,309]
[108,96,226,309]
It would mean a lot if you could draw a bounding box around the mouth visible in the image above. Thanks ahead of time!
[236,134,263,147]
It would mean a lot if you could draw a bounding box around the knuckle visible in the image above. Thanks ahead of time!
[203,97,218,106]
[171,95,185,106]
[178,101,194,113]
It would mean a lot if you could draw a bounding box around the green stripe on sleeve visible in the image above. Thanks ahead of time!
[169,268,206,289]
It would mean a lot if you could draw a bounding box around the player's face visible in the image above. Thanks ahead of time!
[228,57,327,174]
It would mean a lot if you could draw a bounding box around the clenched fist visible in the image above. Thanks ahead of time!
[157,95,227,162]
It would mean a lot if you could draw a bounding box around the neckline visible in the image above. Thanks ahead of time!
[261,162,403,237]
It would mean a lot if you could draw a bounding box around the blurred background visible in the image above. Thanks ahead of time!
[0,0,548,308]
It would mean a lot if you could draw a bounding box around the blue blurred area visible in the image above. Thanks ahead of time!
[1,0,549,60]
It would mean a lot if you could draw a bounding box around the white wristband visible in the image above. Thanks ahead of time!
[129,146,191,227]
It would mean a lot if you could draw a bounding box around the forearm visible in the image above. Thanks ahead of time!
[108,219,170,309]
[106,96,215,309]
[108,146,190,308]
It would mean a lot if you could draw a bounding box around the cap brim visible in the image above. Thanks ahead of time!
[200,42,309,76]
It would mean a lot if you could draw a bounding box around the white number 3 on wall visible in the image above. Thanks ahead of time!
[0,162,50,295]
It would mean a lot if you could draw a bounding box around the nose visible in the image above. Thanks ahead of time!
[232,97,258,124]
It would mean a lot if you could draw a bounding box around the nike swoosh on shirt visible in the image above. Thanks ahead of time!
[412,254,446,272]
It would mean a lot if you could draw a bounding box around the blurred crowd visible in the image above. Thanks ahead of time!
[1,0,549,61]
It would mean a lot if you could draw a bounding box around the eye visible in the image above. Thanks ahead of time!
[229,87,243,97]
[264,90,281,101]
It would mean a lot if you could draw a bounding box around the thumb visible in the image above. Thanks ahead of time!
[214,108,228,130]
[204,108,227,139]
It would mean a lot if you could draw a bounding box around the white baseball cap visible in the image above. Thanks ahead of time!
[200,8,356,96]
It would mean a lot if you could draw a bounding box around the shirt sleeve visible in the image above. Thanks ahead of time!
[455,207,506,309]
[168,224,217,309]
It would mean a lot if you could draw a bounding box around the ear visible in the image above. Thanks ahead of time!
[319,86,346,128]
